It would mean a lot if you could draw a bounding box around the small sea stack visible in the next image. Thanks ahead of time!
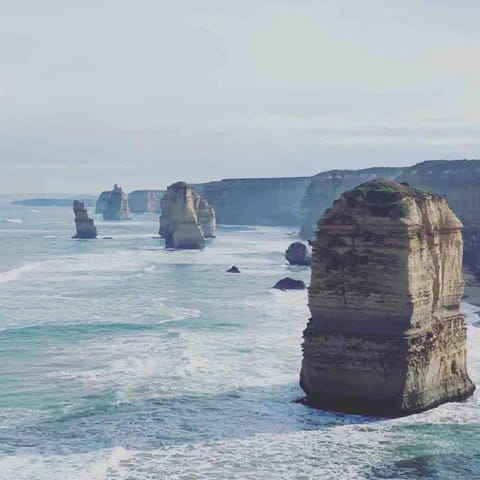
[273,277,306,290]
[72,200,97,239]
[227,266,240,273]
[102,184,130,221]
[285,242,311,266]
[300,179,475,416]
[159,182,215,249]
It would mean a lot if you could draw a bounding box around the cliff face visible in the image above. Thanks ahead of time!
[95,191,111,214]
[196,177,310,226]
[73,200,97,239]
[159,182,214,249]
[103,184,130,221]
[299,167,404,239]
[300,179,475,415]
[128,190,165,213]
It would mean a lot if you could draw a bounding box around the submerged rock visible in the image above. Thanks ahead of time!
[285,242,311,266]
[72,200,97,239]
[300,179,475,415]
[102,184,130,221]
[159,182,215,249]
[273,277,306,290]
[226,266,240,273]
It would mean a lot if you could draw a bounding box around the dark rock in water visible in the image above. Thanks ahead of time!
[159,181,215,249]
[226,266,240,273]
[301,179,475,416]
[103,184,131,221]
[285,242,311,266]
[273,277,306,290]
[72,200,97,239]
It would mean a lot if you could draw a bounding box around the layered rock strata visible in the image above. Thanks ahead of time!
[159,182,215,249]
[285,242,311,266]
[128,190,165,213]
[73,200,97,238]
[300,179,475,415]
[102,184,130,221]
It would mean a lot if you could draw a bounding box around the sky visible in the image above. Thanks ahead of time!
[0,0,479,193]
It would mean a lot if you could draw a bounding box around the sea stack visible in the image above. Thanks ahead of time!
[300,179,475,415]
[285,242,311,266]
[102,184,130,221]
[73,200,97,238]
[159,182,215,249]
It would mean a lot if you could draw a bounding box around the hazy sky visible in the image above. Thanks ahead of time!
[1,0,479,193]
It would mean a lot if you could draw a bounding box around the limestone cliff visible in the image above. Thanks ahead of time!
[95,190,111,214]
[128,190,165,213]
[159,182,214,249]
[103,184,131,221]
[196,177,310,226]
[299,167,403,239]
[300,179,475,415]
[72,200,97,239]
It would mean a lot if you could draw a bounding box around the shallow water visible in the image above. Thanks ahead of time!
[0,201,479,479]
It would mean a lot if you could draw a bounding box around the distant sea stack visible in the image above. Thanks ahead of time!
[300,179,475,415]
[128,190,165,213]
[285,242,311,266]
[159,182,215,249]
[95,190,111,214]
[102,184,130,221]
[72,200,97,239]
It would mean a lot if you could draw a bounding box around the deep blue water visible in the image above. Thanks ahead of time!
[0,200,478,479]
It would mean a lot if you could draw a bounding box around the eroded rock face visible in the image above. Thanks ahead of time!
[73,200,97,238]
[103,184,130,221]
[300,179,475,415]
[285,242,311,266]
[159,182,215,249]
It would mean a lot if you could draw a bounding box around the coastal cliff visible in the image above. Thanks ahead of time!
[196,177,310,226]
[103,184,130,221]
[128,190,165,213]
[299,167,403,239]
[159,182,214,249]
[300,179,475,415]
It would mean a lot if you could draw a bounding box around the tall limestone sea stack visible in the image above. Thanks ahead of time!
[102,184,130,221]
[72,200,97,238]
[159,182,215,249]
[300,179,475,415]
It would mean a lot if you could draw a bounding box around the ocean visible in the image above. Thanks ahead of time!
[0,199,479,480]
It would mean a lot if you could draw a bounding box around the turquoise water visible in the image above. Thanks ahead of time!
[0,201,479,479]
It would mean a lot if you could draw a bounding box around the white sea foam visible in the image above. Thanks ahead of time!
[1,218,23,223]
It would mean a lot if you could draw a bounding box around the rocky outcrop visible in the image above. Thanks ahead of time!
[102,184,130,221]
[226,266,240,273]
[95,190,111,214]
[128,190,165,213]
[159,182,215,249]
[285,242,311,266]
[273,277,306,290]
[72,200,97,238]
[300,179,475,415]
[196,176,310,226]
[300,167,404,239]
